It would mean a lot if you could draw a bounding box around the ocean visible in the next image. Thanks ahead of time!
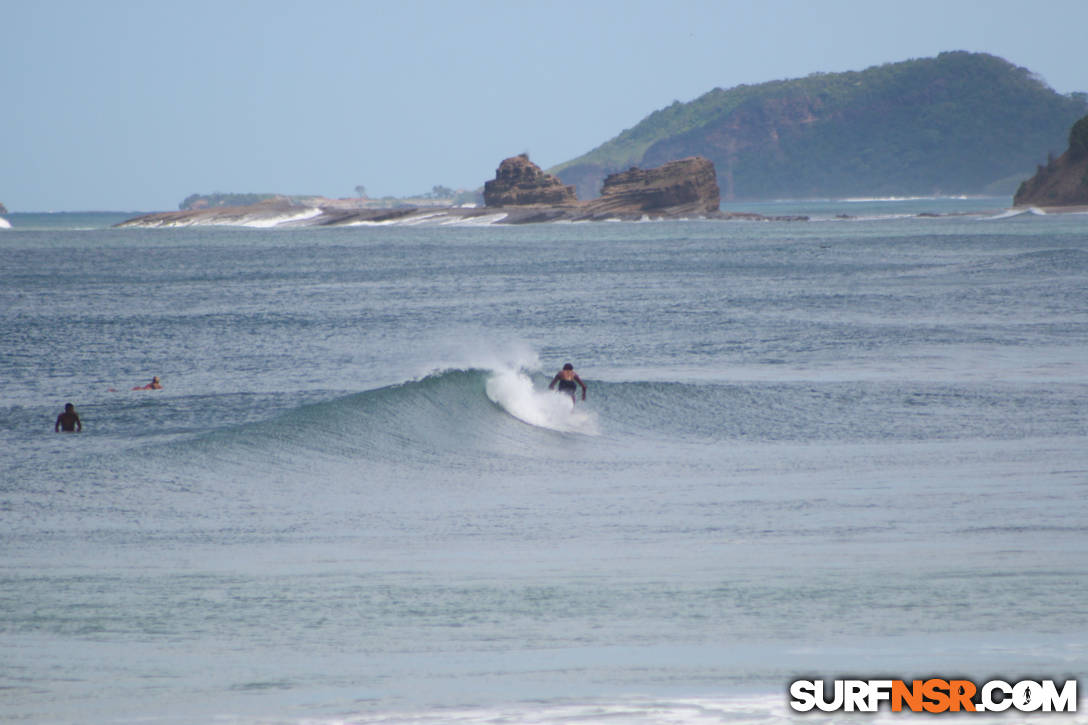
[2,199,1087,724]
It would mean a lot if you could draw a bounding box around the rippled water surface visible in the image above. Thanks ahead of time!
[2,203,1087,723]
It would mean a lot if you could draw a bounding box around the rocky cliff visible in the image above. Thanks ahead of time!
[483,154,577,207]
[1014,115,1088,207]
[584,157,720,217]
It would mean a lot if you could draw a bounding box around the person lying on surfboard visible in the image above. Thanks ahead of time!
[132,376,162,391]
[548,363,587,404]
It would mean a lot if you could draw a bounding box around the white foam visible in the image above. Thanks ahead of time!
[0,216,11,229]
[266,694,1088,725]
[485,367,599,435]
[397,211,450,226]
[242,207,323,228]
[410,336,566,422]
[342,210,510,227]
[840,194,970,202]
[983,208,1026,220]
[123,207,324,229]
[441,212,509,226]
[983,207,1046,220]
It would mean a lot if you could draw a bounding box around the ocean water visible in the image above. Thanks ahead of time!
[2,201,1087,724]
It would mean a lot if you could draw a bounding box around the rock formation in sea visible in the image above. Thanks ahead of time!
[116,154,745,228]
[1014,114,1088,208]
[481,154,722,222]
[482,154,578,207]
[582,157,721,218]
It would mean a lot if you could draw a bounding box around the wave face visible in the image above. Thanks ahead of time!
[151,363,1088,483]
[153,367,604,483]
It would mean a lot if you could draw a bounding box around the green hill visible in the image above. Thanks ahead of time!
[553,52,1088,201]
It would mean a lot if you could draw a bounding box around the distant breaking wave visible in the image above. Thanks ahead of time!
[116,205,517,229]
[111,190,1032,229]
[121,206,326,228]
[983,207,1047,220]
[839,194,975,202]
[114,206,999,229]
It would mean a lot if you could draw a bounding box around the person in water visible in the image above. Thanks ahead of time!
[132,376,162,391]
[548,363,587,404]
[55,403,82,433]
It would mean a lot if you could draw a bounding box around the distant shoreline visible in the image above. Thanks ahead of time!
[106,201,1038,230]
[112,201,749,228]
[16,197,1088,221]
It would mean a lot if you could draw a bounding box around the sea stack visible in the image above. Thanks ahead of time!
[585,157,721,218]
[481,153,722,220]
[483,154,578,207]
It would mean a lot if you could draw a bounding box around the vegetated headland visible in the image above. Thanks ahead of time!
[117,51,1087,228]
[552,51,1086,202]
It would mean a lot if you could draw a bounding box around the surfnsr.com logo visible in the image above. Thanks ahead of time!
[789,678,1078,713]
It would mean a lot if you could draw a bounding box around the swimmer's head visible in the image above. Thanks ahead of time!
[563,363,573,370]
[65,403,75,412]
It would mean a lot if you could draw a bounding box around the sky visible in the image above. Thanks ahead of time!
[4,0,1088,212]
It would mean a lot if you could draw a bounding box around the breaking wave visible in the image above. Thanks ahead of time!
[139,365,1088,478]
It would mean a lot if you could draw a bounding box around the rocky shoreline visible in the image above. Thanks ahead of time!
[114,202,800,229]
[117,155,801,228]
[112,154,1032,230]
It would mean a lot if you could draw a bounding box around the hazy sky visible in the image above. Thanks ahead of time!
[4,0,1088,211]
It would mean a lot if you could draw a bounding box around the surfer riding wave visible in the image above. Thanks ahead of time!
[549,363,587,405]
